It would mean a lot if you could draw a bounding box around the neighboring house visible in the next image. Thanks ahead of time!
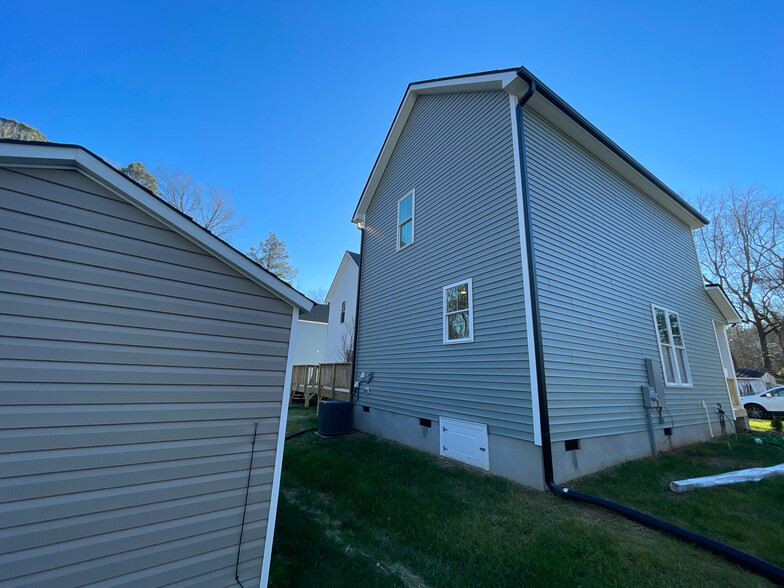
[0,140,312,586]
[735,368,778,397]
[325,251,360,363]
[349,67,743,489]
[293,303,329,364]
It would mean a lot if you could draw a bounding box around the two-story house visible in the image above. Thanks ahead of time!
[349,67,742,489]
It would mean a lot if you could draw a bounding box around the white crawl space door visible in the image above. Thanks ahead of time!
[439,417,489,470]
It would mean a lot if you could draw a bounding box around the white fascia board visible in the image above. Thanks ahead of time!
[409,70,518,95]
[260,307,298,588]
[705,285,742,324]
[351,71,518,224]
[0,142,313,311]
[298,319,329,326]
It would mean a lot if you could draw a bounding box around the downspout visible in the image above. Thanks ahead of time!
[513,69,784,585]
[351,223,365,398]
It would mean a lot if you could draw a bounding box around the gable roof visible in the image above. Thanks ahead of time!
[735,368,773,379]
[299,303,330,323]
[326,251,360,303]
[0,139,313,311]
[352,66,708,229]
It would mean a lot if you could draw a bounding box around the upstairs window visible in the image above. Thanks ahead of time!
[652,306,691,387]
[397,190,414,250]
[340,301,346,324]
[443,279,473,344]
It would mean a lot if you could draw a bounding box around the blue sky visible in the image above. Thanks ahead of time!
[2,1,782,294]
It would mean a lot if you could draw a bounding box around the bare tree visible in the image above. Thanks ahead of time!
[338,321,354,364]
[247,232,299,283]
[695,185,784,370]
[156,165,245,238]
[307,287,328,304]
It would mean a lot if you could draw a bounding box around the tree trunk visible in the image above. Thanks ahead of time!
[755,319,774,371]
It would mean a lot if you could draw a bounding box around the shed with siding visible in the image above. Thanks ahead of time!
[0,139,312,587]
[349,67,744,489]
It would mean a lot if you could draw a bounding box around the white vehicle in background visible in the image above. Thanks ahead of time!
[741,387,784,420]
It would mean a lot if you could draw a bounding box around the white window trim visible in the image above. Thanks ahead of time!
[340,300,346,324]
[396,189,415,251]
[651,304,692,388]
[443,278,474,344]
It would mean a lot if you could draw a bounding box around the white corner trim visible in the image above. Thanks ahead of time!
[509,95,542,447]
[259,307,298,588]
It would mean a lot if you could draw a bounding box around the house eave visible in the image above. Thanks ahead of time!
[705,284,742,324]
[351,66,708,230]
[0,139,314,311]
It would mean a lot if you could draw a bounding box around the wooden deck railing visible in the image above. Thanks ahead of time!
[290,363,353,408]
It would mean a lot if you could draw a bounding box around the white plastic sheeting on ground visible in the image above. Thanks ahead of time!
[670,463,784,492]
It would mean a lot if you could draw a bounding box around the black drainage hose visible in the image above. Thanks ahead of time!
[555,485,784,585]
[513,67,784,586]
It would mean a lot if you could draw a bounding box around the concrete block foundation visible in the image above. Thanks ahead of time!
[353,405,722,489]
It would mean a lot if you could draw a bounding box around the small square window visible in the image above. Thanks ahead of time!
[443,279,473,344]
[397,190,414,250]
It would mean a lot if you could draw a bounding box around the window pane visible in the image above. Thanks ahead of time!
[662,345,675,383]
[446,286,458,313]
[448,311,470,340]
[457,284,469,310]
[655,310,669,344]
[399,219,412,247]
[676,348,689,383]
[669,313,683,346]
[398,194,412,223]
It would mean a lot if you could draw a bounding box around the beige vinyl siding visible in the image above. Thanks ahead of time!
[522,107,729,442]
[355,91,534,441]
[0,167,291,587]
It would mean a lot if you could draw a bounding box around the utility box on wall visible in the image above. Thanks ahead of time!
[439,417,489,470]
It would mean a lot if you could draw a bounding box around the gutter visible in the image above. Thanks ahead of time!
[513,69,784,585]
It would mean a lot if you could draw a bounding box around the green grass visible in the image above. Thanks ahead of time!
[271,406,783,587]
[749,418,784,435]
[573,435,784,569]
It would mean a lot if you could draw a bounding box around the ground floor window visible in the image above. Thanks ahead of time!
[443,279,473,343]
[652,305,691,386]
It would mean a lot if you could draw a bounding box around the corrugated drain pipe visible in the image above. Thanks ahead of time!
[513,69,784,585]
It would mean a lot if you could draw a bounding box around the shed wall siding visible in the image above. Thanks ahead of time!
[522,107,729,442]
[355,91,534,441]
[0,167,292,586]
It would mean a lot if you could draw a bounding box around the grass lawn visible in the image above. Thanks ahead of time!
[270,406,783,587]
[749,418,784,435]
